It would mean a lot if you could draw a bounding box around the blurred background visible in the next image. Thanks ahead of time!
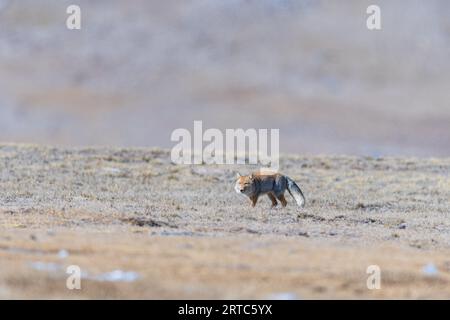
[0,0,449,156]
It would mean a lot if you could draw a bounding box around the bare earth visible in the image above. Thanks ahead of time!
[0,144,449,299]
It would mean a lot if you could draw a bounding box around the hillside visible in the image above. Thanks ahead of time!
[1,0,450,156]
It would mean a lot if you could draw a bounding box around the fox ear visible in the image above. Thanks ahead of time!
[236,172,241,178]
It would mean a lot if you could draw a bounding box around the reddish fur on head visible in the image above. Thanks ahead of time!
[234,173,256,196]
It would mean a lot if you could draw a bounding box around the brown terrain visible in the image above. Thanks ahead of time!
[0,0,449,156]
[0,145,449,299]
[1,0,449,300]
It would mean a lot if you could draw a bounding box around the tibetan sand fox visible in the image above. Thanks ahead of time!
[235,172,305,208]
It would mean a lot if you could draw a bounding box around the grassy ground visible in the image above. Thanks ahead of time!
[0,144,449,299]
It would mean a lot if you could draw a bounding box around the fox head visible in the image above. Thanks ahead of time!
[234,173,256,196]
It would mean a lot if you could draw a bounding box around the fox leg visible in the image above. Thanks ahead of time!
[250,195,259,207]
[267,193,278,207]
[277,194,288,207]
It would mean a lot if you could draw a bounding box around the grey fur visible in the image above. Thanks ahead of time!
[286,176,306,208]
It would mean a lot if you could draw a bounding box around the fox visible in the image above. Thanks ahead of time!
[234,172,306,208]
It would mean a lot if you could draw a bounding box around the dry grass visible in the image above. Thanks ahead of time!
[0,144,449,299]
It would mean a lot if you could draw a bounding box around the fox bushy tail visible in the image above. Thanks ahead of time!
[286,176,305,208]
